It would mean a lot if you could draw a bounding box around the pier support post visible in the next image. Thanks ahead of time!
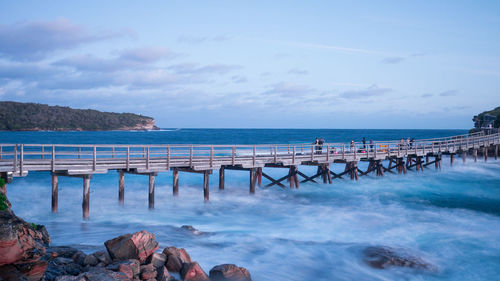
[173,169,179,196]
[326,164,332,184]
[484,147,488,162]
[203,171,210,201]
[82,175,91,220]
[118,171,124,205]
[450,154,454,167]
[148,173,155,209]
[249,169,256,194]
[474,149,478,162]
[219,167,225,190]
[51,174,58,213]
[291,166,299,188]
[495,145,498,160]
[462,151,466,163]
[257,167,262,187]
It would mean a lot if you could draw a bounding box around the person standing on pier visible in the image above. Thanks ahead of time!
[400,138,405,151]
[350,140,355,152]
[369,139,374,152]
[318,138,325,154]
[362,137,367,150]
[314,138,320,154]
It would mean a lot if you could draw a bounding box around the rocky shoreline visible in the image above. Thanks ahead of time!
[0,192,251,281]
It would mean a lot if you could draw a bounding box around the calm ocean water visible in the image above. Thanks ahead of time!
[3,129,500,281]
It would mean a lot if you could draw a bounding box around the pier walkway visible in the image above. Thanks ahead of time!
[1,132,499,218]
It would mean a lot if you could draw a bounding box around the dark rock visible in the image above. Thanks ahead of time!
[55,267,129,281]
[0,264,28,281]
[180,262,209,281]
[162,247,191,273]
[0,208,50,266]
[146,253,166,269]
[209,264,252,281]
[43,256,83,281]
[180,226,204,236]
[156,266,171,281]
[47,247,79,260]
[106,259,140,280]
[104,231,158,263]
[14,260,48,281]
[363,246,436,270]
[71,252,86,266]
[83,255,99,267]
[93,250,112,265]
[139,264,157,280]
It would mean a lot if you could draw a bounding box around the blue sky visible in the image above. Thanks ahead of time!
[1,1,499,129]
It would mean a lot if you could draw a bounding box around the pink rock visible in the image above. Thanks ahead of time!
[162,247,191,272]
[0,209,50,266]
[139,264,157,280]
[180,262,209,281]
[209,264,252,281]
[104,231,159,263]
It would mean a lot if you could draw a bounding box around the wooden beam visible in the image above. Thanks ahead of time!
[82,175,91,220]
[118,171,124,205]
[249,168,256,194]
[148,173,155,209]
[261,172,286,188]
[257,167,262,187]
[219,166,225,190]
[204,170,209,201]
[51,174,58,213]
[173,168,179,196]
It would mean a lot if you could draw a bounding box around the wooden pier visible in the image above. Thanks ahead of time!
[0,132,499,219]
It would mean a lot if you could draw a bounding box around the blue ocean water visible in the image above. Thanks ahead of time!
[2,129,500,281]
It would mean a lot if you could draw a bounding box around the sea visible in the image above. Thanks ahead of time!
[2,129,500,281]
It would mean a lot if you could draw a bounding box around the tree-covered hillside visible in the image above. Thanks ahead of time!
[473,106,500,129]
[0,101,158,131]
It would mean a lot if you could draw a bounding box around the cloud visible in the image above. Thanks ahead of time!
[54,47,176,72]
[421,93,433,98]
[288,68,309,75]
[339,85,392,99]
[439,90,457,96]
[0,18,129,61]
[178,35,231,44]
[231,75,247,83]
[263,82,313,97]
[168,63,242,75]
[381,57,405,64]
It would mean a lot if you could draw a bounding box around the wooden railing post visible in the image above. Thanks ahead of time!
[126,146,130,171]
[146,146,150,170]
[274,146,277,163]
[51,146,55,172]
[167,146,170,170]
[210,146,213,168]
[253,146,256,167]
[40,146,43,160]
[311,146,314,161]
[326,145,329,162]
[292,146,296,164]
[93,145,97,171]
[20,144,24,176]
[232,146,236,166]
[189,146,193,167]
[13,145,18,173]
[78,147,81,159]
[342,145,345,160]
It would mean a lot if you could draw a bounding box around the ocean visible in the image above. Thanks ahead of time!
[2,129,500,281]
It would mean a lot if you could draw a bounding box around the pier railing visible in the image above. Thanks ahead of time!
[0,132,499,176]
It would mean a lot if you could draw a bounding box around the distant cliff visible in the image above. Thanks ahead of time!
[0,101,159,131]
[472,106,500,130]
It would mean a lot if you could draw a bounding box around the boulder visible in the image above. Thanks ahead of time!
[106,259,140,279]
[47,247,80,260]
[363,246,436,270]
[180,262,209,281]
[0,208,50,266]
[139,264,157,280]
[146,253,166,269]
[43,256,83,281]
[13,260,48,281]
[162,247,191,272]
[180,226,204,236]
[104,231,158,263]
[93,250,112,265]
[0,264,28,281]
[209,264,252,281]
[55,267,129,281]
[71,251,86,266]
[156,266,172,281]
[83,255,99,267]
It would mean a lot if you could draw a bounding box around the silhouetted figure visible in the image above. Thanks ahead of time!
[362,137,366,150]
[369,139,374,152]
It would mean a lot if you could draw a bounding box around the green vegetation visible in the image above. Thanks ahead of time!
[0,193,8,211]
[0,101,158,131]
